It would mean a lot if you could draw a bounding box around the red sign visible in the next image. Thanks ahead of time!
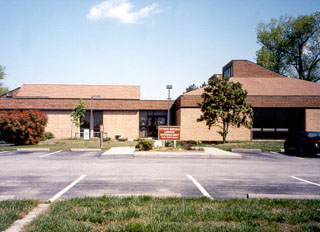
[158,126,181,140]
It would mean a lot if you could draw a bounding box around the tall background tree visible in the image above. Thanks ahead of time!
[184,82,207,94]
[198,78,253,143]
[256,12,320,82]
[0,65,8,95]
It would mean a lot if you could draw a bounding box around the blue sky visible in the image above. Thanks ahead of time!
[0,0,319,100]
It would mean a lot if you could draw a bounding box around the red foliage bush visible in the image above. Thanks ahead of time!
[0,110,48,145]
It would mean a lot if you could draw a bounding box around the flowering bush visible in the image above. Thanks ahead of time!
[0,110,48,145]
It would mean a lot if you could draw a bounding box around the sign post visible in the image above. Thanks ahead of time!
[84,129,89,148]
[99,125,104,148]
[158,126,180,148]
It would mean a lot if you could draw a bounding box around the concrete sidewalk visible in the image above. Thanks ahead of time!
[101,146,242,159]
[203,147,242,159]
[101,147,135,158]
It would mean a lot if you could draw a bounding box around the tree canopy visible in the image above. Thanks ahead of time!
[197,78,253,143]
[0,65,8,95]
[184,82,206,94]
[256,12,320,82]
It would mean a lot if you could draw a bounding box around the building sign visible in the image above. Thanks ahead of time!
[84,129,90,140]
[158,126,180,140]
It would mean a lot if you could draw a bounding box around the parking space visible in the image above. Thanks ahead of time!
[0,150,319,201]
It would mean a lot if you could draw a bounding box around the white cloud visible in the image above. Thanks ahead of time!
[87,0,160,24]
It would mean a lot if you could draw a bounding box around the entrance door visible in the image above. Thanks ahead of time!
[147,116,166,137]
[139,111,168,138]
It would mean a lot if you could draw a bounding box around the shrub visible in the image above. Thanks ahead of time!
[103,137,111,142]
[118,138,128,142]
[136,139,154,151]
[41,131,55,141]
[0,110,48,145]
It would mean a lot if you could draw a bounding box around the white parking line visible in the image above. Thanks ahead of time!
[186,174,213,199]
[291,176,320,187]
[48,174,87,202]
[39,150,62,158]
[294,157,304,160]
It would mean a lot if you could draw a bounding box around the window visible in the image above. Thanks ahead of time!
[223,66,233,77]
[80,110,103,137]
[252,108,305,139]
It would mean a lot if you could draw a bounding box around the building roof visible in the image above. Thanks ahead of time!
[16,84,140,100]
[184,77,320,96]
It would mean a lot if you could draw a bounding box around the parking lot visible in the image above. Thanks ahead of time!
[0,150,319,201]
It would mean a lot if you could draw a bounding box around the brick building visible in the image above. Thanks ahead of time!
[174,60,320,140]
[0,84,171,139]
[0,60,319,140]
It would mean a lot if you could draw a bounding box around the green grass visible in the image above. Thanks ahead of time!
[197,140,285,152]
[24,196,320,232]
[0,199,39,231]
[0,138,137,152]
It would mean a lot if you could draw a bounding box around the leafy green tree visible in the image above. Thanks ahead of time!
[197,78,253,143]
[70,99,86,138]
[0,65,8,95]
[256,12,320,82]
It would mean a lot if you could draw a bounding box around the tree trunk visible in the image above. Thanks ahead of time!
[222,121,229,144]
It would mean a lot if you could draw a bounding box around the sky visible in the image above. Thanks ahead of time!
[0,0,319,100]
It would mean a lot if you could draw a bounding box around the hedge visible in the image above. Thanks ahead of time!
[0,110,48,145]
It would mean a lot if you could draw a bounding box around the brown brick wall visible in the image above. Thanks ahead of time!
[305,109,320,132]
[224,60,284,78]
[44,111,76,138]
[177,95,320,108]
[103,111,139,139]
[0,99,171,110]
[178,108,251,141]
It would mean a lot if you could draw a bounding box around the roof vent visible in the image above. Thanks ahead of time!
[6,92,13,98]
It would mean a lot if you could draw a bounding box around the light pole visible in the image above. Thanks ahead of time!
[90,95,101,138]
[166,85,172,126]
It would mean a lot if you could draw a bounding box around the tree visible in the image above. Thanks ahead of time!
[0,110,48,145]
[70,99,86,138]
[184,82,207,94]
[0,65,8,95]
[197,78,253,143]
[256,12,320,82]
[184,84,199,93]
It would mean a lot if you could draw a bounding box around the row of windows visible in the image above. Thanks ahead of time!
[252,108,305,139]
[223,66,233,77]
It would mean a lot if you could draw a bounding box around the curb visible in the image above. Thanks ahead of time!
[100,154,134,159]
[231,149,261,153]
[247,193,320,200]
[70,148,101,152]
[134,153,210,158]
[17,148,50,152]
[209,154,242,159]
[5,204,50,232]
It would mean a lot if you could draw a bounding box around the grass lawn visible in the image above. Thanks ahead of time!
[0,138,138,152]
[0,199,39,231]
[24,196,320,232]
[197,140,285,152]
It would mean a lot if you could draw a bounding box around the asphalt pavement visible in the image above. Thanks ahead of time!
[0,150,319,201]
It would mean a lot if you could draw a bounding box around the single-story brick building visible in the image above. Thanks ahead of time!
[174,60,320,140]
[1,60,319,140]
